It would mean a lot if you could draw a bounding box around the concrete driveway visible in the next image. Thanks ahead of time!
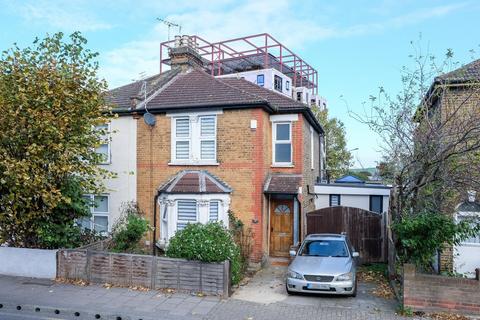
[233,265,399,313]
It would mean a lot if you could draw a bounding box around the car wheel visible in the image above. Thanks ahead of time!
[350,277,358,297]
[285,283,294,295]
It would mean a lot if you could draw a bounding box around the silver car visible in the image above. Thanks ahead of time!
[286,233,359,296]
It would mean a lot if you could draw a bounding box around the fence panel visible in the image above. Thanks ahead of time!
[306,206,386,263]
[57,249,230,297]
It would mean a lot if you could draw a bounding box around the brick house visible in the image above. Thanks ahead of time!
[107,35,326,263]
[420,59,480,274]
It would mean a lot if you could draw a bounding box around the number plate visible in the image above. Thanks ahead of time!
[307,283,330,290]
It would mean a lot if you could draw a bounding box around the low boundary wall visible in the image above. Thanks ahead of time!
[0,247,57,279]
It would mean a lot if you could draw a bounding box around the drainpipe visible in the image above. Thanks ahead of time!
[152,193,159,256]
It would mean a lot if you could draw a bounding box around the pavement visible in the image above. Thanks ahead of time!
[0,267,416,320]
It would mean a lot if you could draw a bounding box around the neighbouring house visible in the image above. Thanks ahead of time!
[105,34,326,264]
[314,175,391,214]
[419,59,480,274]
[79,111,137,233]
[453,191,480,278]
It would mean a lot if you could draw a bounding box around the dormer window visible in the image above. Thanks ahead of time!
[296,92,302,102]
[274,75,282,92]
[286,81,290,90]
[257,74,265,87]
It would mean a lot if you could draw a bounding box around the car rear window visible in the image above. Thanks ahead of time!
[299,240,349,257]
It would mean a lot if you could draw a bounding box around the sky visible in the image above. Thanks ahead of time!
[1,0,479,168]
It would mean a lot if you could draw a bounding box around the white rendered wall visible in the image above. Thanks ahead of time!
[0,247,57,279]
[217,68,292,97]
[314,185,391,214]
[100,116,137,229]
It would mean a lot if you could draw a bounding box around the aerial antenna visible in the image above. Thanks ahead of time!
[139,72,156,127]
[156,18,182,41]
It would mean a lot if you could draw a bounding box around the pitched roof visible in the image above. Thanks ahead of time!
[436,59,480,84]
[158,170,232,194]
[106,69,180,111]
[107,67,323,133]
[264,174,302,194]
[335,175,365,184]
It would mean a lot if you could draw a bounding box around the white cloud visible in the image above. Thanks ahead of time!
[10,0,112,32]
[100,0,468,88]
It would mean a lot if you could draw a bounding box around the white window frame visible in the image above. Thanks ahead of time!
[168,111,221,165]
[209,200,220,222]
[158,194,231,244]
[272,121,293,167]
[95,123,111,165]
[176,199,198,231]
[81,194,109,233]
[172,117,191,161]
[257,74,265,87]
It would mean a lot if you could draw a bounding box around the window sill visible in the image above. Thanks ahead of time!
[169,161,220,166]
[271,163,294,168]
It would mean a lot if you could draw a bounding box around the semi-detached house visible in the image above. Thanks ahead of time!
[103,34,326,263]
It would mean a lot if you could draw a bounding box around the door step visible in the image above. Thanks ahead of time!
[269,257,290,266]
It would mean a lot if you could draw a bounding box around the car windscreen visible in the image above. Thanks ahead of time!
[299,239,349,257]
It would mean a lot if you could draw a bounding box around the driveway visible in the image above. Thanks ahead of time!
[232,264,399,313]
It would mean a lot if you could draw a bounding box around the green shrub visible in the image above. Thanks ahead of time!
[110,202,150,253]
[393,211,480,270]
[166,222,242,285]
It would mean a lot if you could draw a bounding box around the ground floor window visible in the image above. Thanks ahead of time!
[78,194,109,234]
[329,194,341,206]
[177,199,197,230]
[369,195,383,213]
[158,194,230,245]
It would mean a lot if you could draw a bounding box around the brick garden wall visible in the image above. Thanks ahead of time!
[403,264,480,315]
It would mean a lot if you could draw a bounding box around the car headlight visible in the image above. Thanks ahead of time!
[335,272,353,281]
[287,270,304,280]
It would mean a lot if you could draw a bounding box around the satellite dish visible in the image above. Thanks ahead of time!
[143,112,156,127]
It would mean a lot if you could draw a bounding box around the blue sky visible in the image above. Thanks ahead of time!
[1,0,479,167]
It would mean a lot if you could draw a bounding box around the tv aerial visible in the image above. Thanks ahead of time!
[139,73,156,127]
[157,18,182,41]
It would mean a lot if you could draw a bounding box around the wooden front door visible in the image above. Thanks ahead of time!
[270,200,293,257]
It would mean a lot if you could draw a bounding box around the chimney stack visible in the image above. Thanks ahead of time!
[468,190,477,202]
[169,35,204,71]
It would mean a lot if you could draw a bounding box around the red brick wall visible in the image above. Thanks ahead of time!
[403,264,480,315]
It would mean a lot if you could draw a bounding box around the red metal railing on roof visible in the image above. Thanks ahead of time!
[159,33,318,94]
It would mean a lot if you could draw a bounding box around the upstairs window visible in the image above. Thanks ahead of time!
[286,81,290,90]
[273,122,292,165]
[171,114,217,164]
[274,75,282,92]
[369,195,383,213]
[296,92,302,102]
[95,124,110,164]
[329,194,341,207]
[177,200,197,231]
[257,74,265,87]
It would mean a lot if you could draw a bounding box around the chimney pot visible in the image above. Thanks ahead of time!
[468,191,477,203]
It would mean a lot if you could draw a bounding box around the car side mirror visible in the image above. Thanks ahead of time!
[289,250,297,257]
[352,252,360,258]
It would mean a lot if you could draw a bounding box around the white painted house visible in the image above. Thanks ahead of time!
[454,192,480,278]
[314,175,391,214]
[81,116,137,233]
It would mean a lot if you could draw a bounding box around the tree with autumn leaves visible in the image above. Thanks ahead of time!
[0,32,113,248]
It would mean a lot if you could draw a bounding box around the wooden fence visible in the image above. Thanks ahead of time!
[306,206,386,263]
[57,249,230,298]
